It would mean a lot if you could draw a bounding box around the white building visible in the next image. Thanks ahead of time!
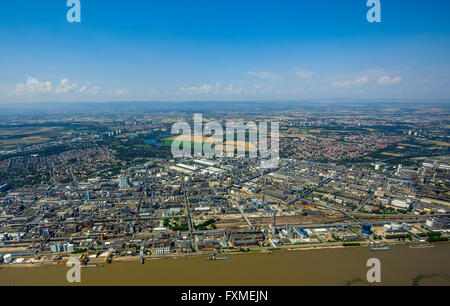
[426,218,437,228]
[50,243,74,253]
[314,228,328,235]
[193,159,217,167]
[390,199,410,210]
[423,161,435,168]
[118,176,130,189]
[176,163,198,171]
[155,247,171,255]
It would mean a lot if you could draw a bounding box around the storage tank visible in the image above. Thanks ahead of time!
[3,254,12,264]
[391,222,402,231]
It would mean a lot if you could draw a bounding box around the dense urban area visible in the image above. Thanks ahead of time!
[0,101,449,267]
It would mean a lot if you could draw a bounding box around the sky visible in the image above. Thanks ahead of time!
[0,0,449,103]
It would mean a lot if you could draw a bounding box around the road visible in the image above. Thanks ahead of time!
[233,199,254,230]
[352,195,371,213]
[286,171,342,206]
[183,181,197,251]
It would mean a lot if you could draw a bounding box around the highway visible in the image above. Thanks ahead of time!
[286,174,337,206]
[352,195,371,213]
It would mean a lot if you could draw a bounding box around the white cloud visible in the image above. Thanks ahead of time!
[146,89,160,96]
[247,71,280,80]
[90,86,101,95]
[251,84,261,95]
[9,76,52,95]
[179,82,249,95]
[9,77,102,97]
[377,76,402,85]
[295,69,314,79]
[115,89,129,95]
[332,77,369,87]
[180,84,212,94]
[180,83,221,95]
[55,78,78,93]
[224,83,244,94]
[213,82,221,94]
[80,84,101,95]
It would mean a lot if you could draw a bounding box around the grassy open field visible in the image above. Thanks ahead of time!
[424,140,450,147]
[164,135,258,152]
[380,152,405,157]
[0,126,70,149]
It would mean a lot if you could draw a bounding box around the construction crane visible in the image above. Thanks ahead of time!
[80,253,89,265]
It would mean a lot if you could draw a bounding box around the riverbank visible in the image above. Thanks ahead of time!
[1,243,449,286]
[1,240,446,269]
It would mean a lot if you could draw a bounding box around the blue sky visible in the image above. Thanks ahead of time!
[0,0,449,103]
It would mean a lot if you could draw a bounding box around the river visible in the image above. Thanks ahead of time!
[1,244,449,286]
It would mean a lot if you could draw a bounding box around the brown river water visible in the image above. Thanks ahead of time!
[1,244,449,286]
